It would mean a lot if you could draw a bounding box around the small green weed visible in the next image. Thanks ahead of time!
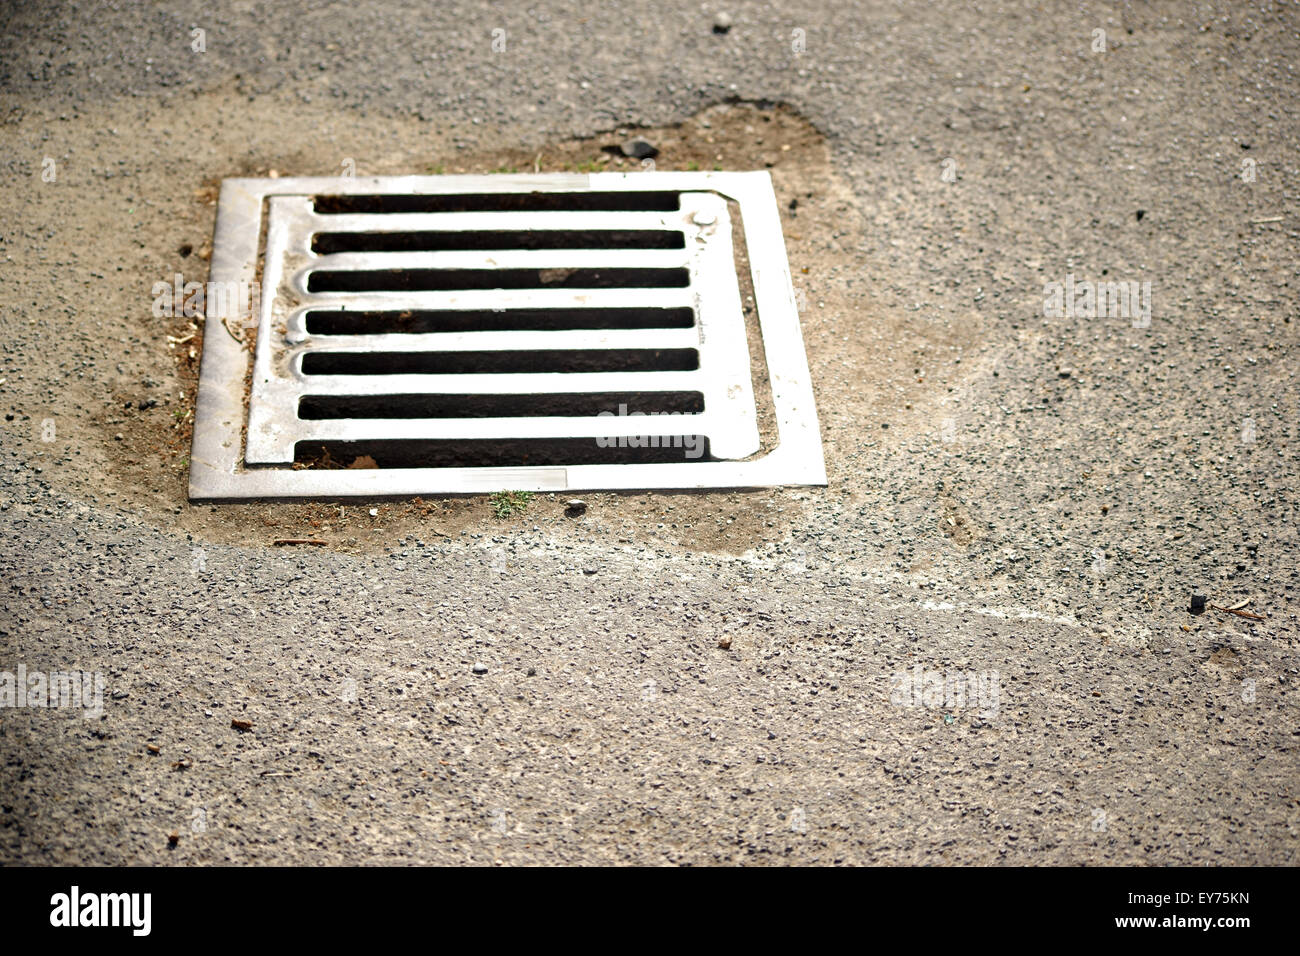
[490,490,534,519]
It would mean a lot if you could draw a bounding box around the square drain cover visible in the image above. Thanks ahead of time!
[188,172,824,499]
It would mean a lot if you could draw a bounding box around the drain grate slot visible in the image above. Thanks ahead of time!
[296,437,713,468]
[306,266,690,293]
[313,191,681,214]
[297,391,705,420]
[303,308,697,335]
[191,173,824,497]
[311,229,686,254]
[299,348,699,376]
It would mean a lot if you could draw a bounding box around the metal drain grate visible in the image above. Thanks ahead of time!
[188,173,824,499]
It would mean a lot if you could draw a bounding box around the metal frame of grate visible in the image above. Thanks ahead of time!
[188,172,825,500]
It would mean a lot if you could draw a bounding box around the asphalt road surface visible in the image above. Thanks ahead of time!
[0,1,1296,864]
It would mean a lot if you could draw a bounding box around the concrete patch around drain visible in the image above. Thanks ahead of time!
[16,99,858,553]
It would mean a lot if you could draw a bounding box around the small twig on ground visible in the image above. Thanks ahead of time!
[271,538,328,546]
[221,314,245,342]
[1210,603,1265,620]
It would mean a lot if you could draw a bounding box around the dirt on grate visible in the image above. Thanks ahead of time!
[4,91,977,555]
